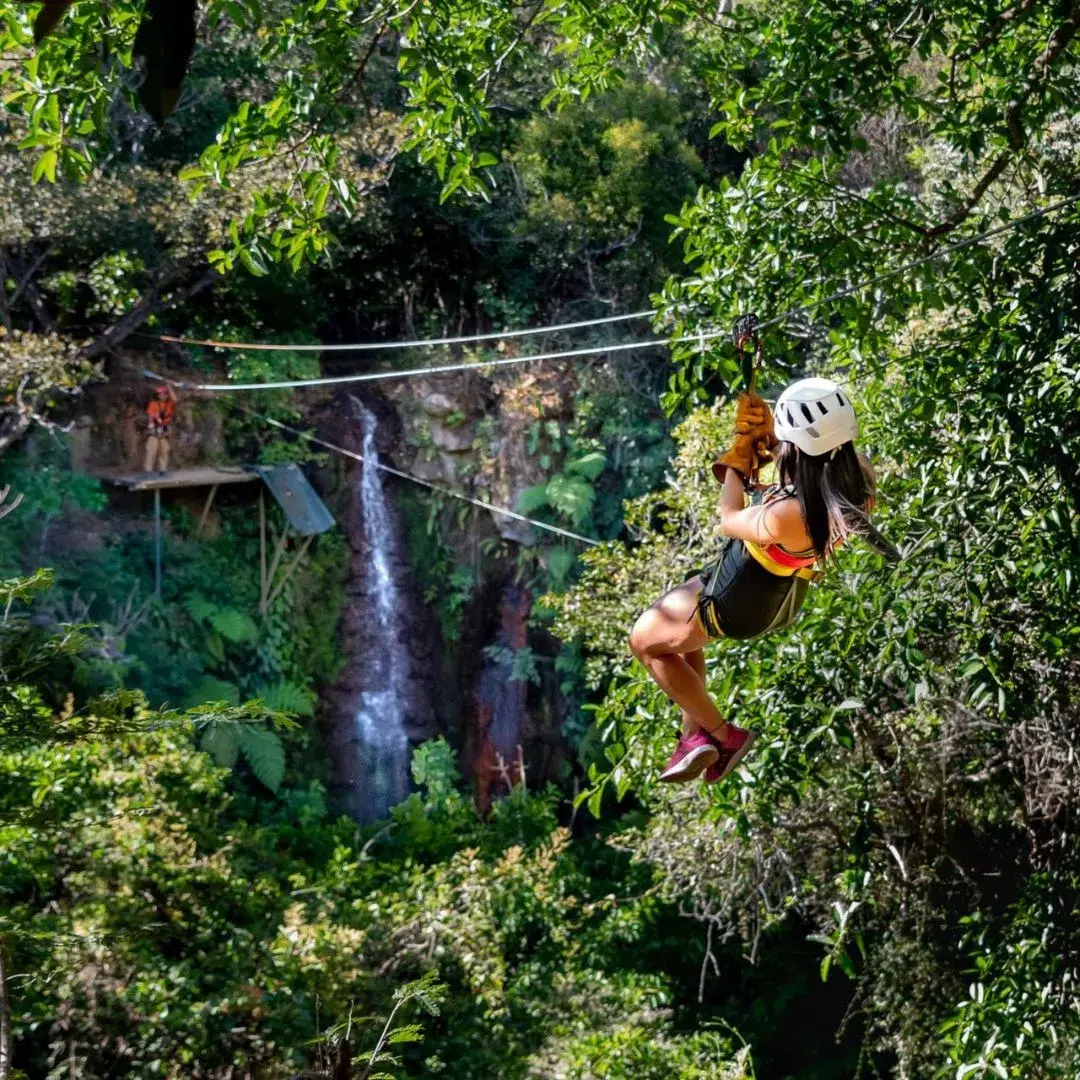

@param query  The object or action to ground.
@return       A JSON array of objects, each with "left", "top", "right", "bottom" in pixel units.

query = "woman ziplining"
[{"left": 628, "top": 319, "right": 900, "bottom": 785}]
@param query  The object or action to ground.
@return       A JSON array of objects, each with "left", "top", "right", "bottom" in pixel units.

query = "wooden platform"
[
  {"left": 96, "top": 467, "right": 258, "bottom": 491},
  {"left": 91, "top": 463, "right": 334, "bottom": 604}
]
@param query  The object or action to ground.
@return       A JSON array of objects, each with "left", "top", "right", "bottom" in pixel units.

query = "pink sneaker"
[
  {"left": 659, "top": 732, "right": 720, "bottom": 783},
  {"left": 703, "top": 725, "right": 758, "bottom": 783}
]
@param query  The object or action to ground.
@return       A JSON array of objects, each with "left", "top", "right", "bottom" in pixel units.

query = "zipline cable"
[
  {"left": 145, "top": 308, "right": 657, "bottom": 352},
  {"left": 137, "top": 371, "right": 601, "bottom": 546},
  {"left": 139, "top": 194, "right": 1080, "bottom": 541},
  {"left": 141, "top": 192, "right": 1080, "bottom": 393},
  {"left": 147, "top": 336, "right": 670, "bottom": 391},
  {"left": 140, "top": 188, "right": 1080, "bottom": 546}
]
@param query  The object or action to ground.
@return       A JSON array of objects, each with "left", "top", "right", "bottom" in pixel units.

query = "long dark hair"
[{"left": 775, "top": 441, "right": 901, "bottom": 562}]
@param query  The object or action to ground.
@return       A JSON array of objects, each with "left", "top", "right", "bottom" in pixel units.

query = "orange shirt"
[{"left": 146, "top": 398, "right": 176, "bottom": 435}]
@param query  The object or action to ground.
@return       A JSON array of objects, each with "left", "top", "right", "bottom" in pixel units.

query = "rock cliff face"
[
  {"left": 384, "top": 363, "right": 576, "bottom": 546},
  {"left": 322, "top": 366, "right": 578, "bottom": 817}
]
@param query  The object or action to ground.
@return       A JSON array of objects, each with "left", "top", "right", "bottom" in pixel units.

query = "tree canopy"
[{"left": 1, "top": 0, "right": 1079, "bottom": 1077}]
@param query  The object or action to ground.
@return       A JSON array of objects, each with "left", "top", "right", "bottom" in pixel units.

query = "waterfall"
[{"left": 351, "top": 401, "right": 411, "bottom": 819}]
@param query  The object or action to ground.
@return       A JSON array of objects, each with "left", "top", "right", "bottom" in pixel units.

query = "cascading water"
[{"left": 350, "top": 400, "right": 411, "bottom": 819}]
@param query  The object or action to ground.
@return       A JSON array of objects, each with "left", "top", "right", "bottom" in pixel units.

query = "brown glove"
[
  {"left": 713, "top": 433, "right": 760, "bottom": 482},
  {"left": 733, "top": 391, "right": 769, "bottom": 434},
  {"left": 712, "top": 393, "right": 780, "bottom": 482}
]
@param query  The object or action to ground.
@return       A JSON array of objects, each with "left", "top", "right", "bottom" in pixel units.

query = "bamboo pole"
[
  {"left": 195, "top": 483, "right": 219, "bottom": 539},
  {"left": 265, "top": 534, "right": 314, "bottom": 610},
  {"left": 260, "top": 529, "right": 290, "bottom": 614}
]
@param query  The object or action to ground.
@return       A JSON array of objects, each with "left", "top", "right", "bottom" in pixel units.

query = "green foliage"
[
  {"left": 257, "top": 679, "right": 318, "bottom": 718},
  {"left": 184, "top": 673, "right": 240, "bottom": 707},
  {"left": 508, "top": 79, "right": 705, "bottom": 287},
  {"left": 6, "top": 2, "right": 1080, "bottom": 1076},
  {"left": 549, "top": 1025, "right": 752, "bottom": 1080},
  {"left": 2, "top": 609, "right": 754, "bottom": 1080},
  {"left": 519, "top": 420, "right": 610, "bottom": 530},
  {"left": 199, "top": 719, "right": 287, "bottom": 792},
  {"left": 938, "top": 894, "right": 1080, "bottom": 1079},
  {"left": 209, "top": 605, "right": 259, "bottom": 644}
]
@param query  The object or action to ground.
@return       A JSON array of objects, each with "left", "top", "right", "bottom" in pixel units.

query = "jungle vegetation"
[{"left": 1, "top": 1, "right": 1079, "bottom": 1078}]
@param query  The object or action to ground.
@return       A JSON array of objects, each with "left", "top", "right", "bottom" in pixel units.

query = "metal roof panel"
[{"left": 254, "top": 464, "right": 335, "bottom": 536}]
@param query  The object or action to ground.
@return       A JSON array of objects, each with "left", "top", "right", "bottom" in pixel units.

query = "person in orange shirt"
[{"left": 143, "top": 383, "right": 177, "bottom": 474}]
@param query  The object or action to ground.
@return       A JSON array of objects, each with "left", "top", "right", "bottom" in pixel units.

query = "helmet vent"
[
  {"left": 800, "top": 403, "right": 815, "bottom": 423},
  {"left": 836, "top": 392, "right": 846, "bottom": 407},
  {"left": 805, "top": 425, "right": 820, "bottom": 438},
  {"left": 816, "top": 401, "right": 828, "bottom": 416}
]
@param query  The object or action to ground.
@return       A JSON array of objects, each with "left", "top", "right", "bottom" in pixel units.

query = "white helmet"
[{"left": 773, "top": 378, "right": 857, "bottom": 457}]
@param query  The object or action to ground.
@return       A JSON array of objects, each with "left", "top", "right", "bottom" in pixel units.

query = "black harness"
[{"left": 693, "top": 538, "right": 813, "bottom": 640}]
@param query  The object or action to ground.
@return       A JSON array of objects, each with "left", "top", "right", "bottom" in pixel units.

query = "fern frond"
[
  {"left": 238, "top": 725, "right": 285, "bottom": 792},
  {"left": 393, "top": 972, "right": 447, "bottom": 1016},
  {"left": 256, "top": 680, "right": 316, "bottom": 718},
  {"left": 199, "top": 723, "right": 240, "bottom": 769},
  {"left": 386, "top": 1024, "right": 424, "bottom": 1044},
  {"left": 545, "top": 474, "right": 595, "bottom": 526}
]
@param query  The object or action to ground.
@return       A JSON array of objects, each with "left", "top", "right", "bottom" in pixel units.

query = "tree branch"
[
  {"left": 80, "top": 266, "right": 220, "bottom": 360},
  {"left": 0, "top": 934, "right": 12, "bottom": 1080},
  {"left": 953, "top": 0, "right": 1042, "bottom": 64},
  {"left": 927, "top": 2, "right": 1080, "bottom": 239},
  {"left": 7, "top": 245, "right": 54, "bottom": 311},
  {"left": 925, "top": 152, "right": 1012, "bottom": 239}
]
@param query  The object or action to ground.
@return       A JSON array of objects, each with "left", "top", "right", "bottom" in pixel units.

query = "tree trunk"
[{"left": 0, "top": 934, "right": 13, "bottom": 1080}]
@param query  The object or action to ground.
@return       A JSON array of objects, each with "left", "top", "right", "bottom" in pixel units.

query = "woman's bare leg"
[
  {"left": 628, "top": 581, "right": 729, "bottom": 738},
  {"left": 682, "top": 648, "right": 707, "bottom": 738}
]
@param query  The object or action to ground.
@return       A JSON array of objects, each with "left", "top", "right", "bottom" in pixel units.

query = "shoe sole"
[
  {"left": 659, "top": 744, "right": 719, "bottom": 783},
  {"left": 710, "top": 730, "right": 759, "bottom": 783}
]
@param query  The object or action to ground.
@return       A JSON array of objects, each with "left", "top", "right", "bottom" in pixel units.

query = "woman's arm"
[{"left": 718, "top": 468, "right": 806, "bottom": 547}]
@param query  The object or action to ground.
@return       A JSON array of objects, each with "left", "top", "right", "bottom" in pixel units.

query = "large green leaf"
[
  {"left": 208, "top": 608, "right": 259, "bottom": 645},
  {"left": 199, "top": 723, "right": 241, "bottom": 769},
  {"left": 565, "top": 450, "right": 607, "bottom": 481},
  {"left": 256, "top": 681, "right": 316, "bottom": 718},
  {"left": 238, "top": 726, "right": 285, "bottom": 793}
]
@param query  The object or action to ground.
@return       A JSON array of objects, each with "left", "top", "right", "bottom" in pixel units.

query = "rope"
[
  {"left": 211, "top": 394, "right": 602, "bottom": 547},
  {"left": 145, "top": 336, "right": 672, "bottom": 391},
  {"left": 145, "top": 309, "right": 657, "bottom": 353},
  {"left": 140, "top": 193, "right": 1080, "bottom": 393}
]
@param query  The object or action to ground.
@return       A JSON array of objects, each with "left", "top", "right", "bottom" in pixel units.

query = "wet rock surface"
[{"left": 321, "top": 394, "right": 439, "bottom": 821}]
